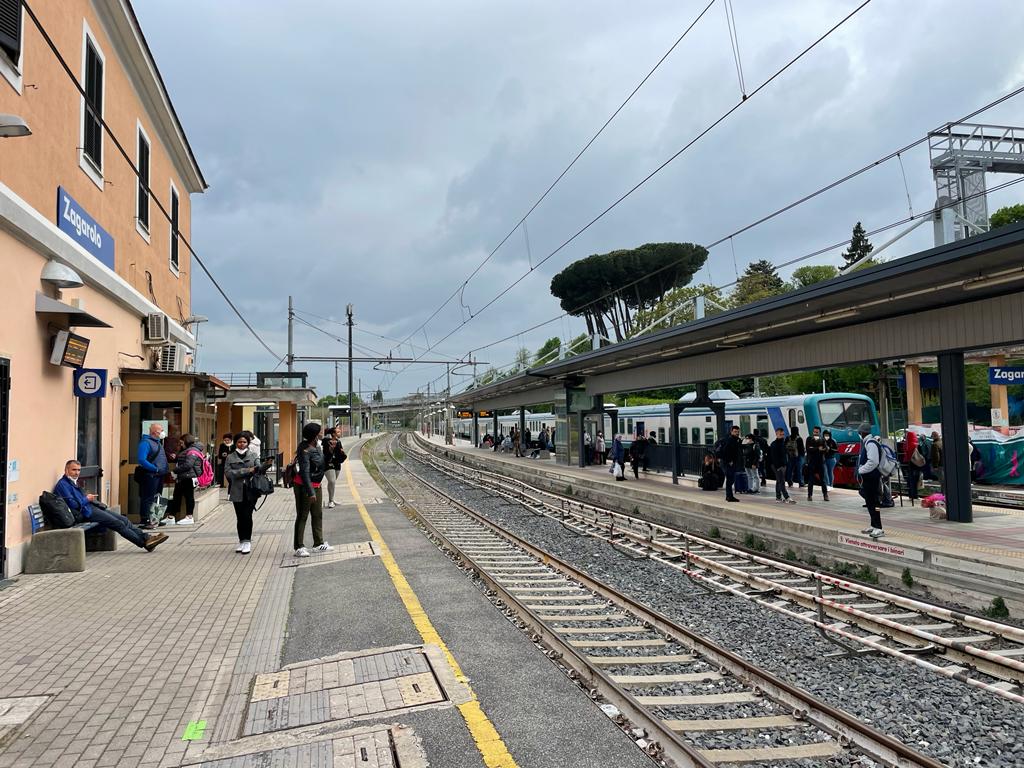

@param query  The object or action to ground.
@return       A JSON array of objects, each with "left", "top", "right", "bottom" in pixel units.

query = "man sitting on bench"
[{"left": 54, "top": 460, "right": 168, "bottom": 552}]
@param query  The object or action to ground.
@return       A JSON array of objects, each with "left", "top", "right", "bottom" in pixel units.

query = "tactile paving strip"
[
  {"left": 242, "top": 648, "right": 445, "bottom": 736},
  {"left": 279, "top": 541, "right": 379, "bottom": 568}
]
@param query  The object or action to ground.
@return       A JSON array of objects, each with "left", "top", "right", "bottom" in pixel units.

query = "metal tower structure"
[{"left": 929, "top": 122, "right": 1024, "bottom": 241}]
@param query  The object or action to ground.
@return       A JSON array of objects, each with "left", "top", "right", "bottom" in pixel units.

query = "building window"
[
  {"left": 76, "top": 397, "right": 102, "bottom": 497},
  {"left": 80, "top": 24, "right": 105, "bottom": 187},
  {"left": 0, "top": 0, "right": 23, "bottom": 92},
  {"left": 136, "top": 126, "right": 150, "bottom": 235},
  {"left": 169, "top": 183, "right": 179, "bottom": 273}
]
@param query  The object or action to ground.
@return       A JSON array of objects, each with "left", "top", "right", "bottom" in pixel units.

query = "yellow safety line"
[{"left": 344, "top": 461, "right": 519, "bottom": 768}]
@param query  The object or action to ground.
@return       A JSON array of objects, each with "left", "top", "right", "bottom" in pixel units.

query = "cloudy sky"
[{"left": 134, "top": 0, "right": 1024, "bottom": 400}]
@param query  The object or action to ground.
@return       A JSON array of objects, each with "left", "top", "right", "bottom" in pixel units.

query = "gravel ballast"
[{"left": 395, "top": 454, "right": 1024, "bottom": 768}]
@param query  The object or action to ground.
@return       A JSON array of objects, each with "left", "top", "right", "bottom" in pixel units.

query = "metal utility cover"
[{"left": 279, "top": 541, "right": 379, "bottom": 568}]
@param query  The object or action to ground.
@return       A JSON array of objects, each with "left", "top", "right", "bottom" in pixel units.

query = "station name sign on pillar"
[
  {"left": 989, "top": 366, "right": 1024, "bottom": 385},
  {"left": 56, "top": 187, "right": 115, "bottom": 270}
]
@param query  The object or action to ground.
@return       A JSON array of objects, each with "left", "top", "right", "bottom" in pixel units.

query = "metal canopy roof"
[{"left": 455, "top": 221, "right": 1024, "bottom": 407}]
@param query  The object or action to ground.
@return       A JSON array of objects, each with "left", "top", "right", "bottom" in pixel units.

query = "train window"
[
  {"left": 740, "top": 415, "right": 751, "bottom": 435},
  {"left": 658, "top": 428, "right": 665, "bottom": 443},
  {"left": 788, "top": 409, "right": 797, "bottom": 427},
  {"left": 756, "top": 416, "right": 770, "bottom": 437},
  {"left": 626, "top": 418, "right": 633, "bottom": 434},
  {"left": 818, "top": 399, "right": 871, "bottom": 430},
  {"left": 692, "top": 427, "right": 700, "bottom": 444},
  {"left": 618, "top": 418, "right": 625, "bottom": 434},
  {"left": 680, "top": 427, "right": 687, "bottom": 444},
  {"left": 705, "top": 416, "right": 712, "bottom": 423},
  {"left": 704, "top": 428, "right": 714, "bottom": 445},
  {"left": 797, "top": 410, "right": 805, "bottom": 424}
]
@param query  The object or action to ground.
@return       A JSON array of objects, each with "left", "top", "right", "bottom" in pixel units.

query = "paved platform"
[
  {"left": 421, "top": 434, "right": 1024, "bottom": 611},
  {"left": 0, "top": 437, "right": 656, "bottom": 768}
]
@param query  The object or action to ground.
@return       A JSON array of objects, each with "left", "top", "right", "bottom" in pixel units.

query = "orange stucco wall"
[
  {"left": 0, "top": 228, "right": 153, "bottom": 571},
  {"left": 0, "top": 0, "right": 194, "bottom": 323}
]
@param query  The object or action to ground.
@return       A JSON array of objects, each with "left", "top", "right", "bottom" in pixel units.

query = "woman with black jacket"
[
  {"left": 293, "top": 422, "right": 331, "bottom": 557},
  {"left": 163, "top": 434, "right": 203, "bottom": 525},
  {"left": 322, "top": 434, "right": 347, "bottom": 508}
]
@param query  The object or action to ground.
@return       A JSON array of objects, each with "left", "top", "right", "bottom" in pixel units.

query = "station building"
[{"left": 0, "top": 0, "right": 208, "bottom": 575}]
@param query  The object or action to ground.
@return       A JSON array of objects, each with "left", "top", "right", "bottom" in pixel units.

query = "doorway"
[{"left": 0, "top": 358, "right": 9, "bottom": 575}]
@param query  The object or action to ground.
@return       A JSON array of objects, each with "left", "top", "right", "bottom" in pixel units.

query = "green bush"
[
  {"left": 565, "top": 485, "right": 573, "bottom": 496},
  {"left": 901, "top": 568, "right": 914, "bottom": 589},
  {"left": 784, "top": 548, "right": 797, "bottom": 561},
  {"left": 985, "top": 596, "right": 1010, "bottom": 619},
  {"left": 743, "top": 533, "right": 768, "bottom": 552},
  {"left": 708, "top": 526, "right": 721, "bottom": 539}
]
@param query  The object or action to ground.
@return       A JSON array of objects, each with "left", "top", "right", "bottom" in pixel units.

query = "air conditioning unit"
[
  {"left": 144, "top": 312, "right": 170, "bottom": 344},
  {"left": 157, "top": 343, "right": 189, "bottom": 373}
]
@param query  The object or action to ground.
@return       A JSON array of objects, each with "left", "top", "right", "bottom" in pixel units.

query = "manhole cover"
[{"left": 243, "top": 648, "right": 446, "bottom": 736}]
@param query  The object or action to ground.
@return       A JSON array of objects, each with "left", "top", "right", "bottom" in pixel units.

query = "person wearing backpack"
[
  {"left": 741, "top": 434, "right": 761, "bottom": 494},
  {"left": 904, "top": 431, "right": 925, "bottom": 505},
  {"left": 857, "top": 425, "right": 885, "bottom": 538},
  {"left": 293, "top": 422, "right": 332, "bottom": 557},
  {"left": 162, "top": 434, "right": 205, "bottom": 525},
  {"left": 769, "top": 428, "right": 796, "bottom": 504}
]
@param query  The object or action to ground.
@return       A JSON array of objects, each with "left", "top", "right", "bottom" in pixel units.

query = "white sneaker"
[
  {"left": 235, "top": 541, "right": 245, "bottom": 553},
  {"left": 314, "top": 542, "right": 334, "bottom": 552},
  {"left": 861, "top": 527, "right": 874, "bottom": 534},
  {"left": 328, "top": 501, "right": 336, "bottom": 508},
  {"left": 295, "top": 547, "right": 311, "bottom": 558},
  {"left": 240, "top": 541, "right": 251, "bottom": 555},
  {"left": 869, "top": 528, "right": 885, "bottom": 539},
  {"left": 158, "top": 516, "right": 174, "bottom": 527},
  {"left": 177, "top": 516, "right": 194, "bottom": 525},
  {"left": 786, "top": 498, "right": 797, "bottom": 504}
]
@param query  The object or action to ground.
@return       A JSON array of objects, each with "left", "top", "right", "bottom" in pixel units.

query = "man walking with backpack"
[{"left": 858, "top": 425, "right": 893, "bottom": 539}]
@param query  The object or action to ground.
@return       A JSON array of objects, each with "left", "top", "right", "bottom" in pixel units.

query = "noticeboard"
[
  {"left": 455, "top": 410, "right": 473, "bottom": 419},
  {"left": 477, "top": 410, "right": 493, "bottom": 418},
  {"left": 49, "top": 330, "right": 90, "bottom": 368}
]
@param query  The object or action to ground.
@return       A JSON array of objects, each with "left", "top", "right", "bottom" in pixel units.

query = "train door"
[{"left": 635, "top": 420, "right": 645, "bottom": 438}]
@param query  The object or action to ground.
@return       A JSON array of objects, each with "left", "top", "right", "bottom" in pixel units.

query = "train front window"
[
  {"left": 692, "top": 427, "right": 700, "bottom": 444},
  {"left": 818, "top": 399, "right": 872, "bottom": 430}
]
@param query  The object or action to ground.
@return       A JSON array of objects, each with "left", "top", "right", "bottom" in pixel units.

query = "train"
[{"left": 454, "top": 391, "right": 880, "bottom": 486}]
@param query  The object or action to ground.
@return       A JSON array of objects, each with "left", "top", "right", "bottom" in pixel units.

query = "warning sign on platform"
[{"left": 837, "top": 533, "right": 924, "bottom": 562}]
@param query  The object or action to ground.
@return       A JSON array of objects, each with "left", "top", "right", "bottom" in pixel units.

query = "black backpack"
[
  {"left": 712, "top": 437, "right": 729, "bottom": 460},
  {"left": 39, "top": 491, "right": 77, "bottom": 528}
]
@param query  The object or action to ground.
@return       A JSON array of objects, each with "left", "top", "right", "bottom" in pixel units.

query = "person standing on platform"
[
  {"left": 822, "top": 429, "right": 838, "bottom": 488},
  {"left": 611, "top": 434, "right": 626, "bottom": 481},
  {"left": 293, "top": 422, "right": 332, "bottom": 557},
  {"left": 225, "top": 432, "right": 261, "bottom": 554},
  {"left": 215, "top": 433, "right": 233, "bottom": 488},
  {"left": 770, "top": 428, "right": 795, "bottom": 503},
  {"left": 322, "top": 435, "right": 347, "bottom": 508},
  {"left": 163, "top": 434, "right": 203, "bottom": 525},
  {"left": 753, "top": 429, "right": 769, "bottom": 488},
  {"left": 804, "top": 426, "right": 830, "bottom": 501},
  {"left": 858, "top": 425, "right": 885, "bottom": 538},
  {"left": 720, "top": 425, "right": 742, "bottom": 502},
  {"left": 903, "top": 430, "right": 924, "bottom": 505},
  {"left": 785, "top": 426, "right": 805, "bottom": 488},
  {"left": 595, "top": 432, "right": 606, "bottom": 465},
  {"left": 741, "top": 434, "right": 761, "bottom": 494},
  {"left": 630, "top": 432, "right": 648, "bottom": 478},
  {"left": 930, "top": 431, "right": 944, "bottom": 485},
  {"left": 136, "top": 422, "right": 168, "bottom": 529}
]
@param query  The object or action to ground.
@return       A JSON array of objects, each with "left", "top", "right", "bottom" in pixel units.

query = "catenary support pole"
[
  {"left": 938, "top": 351, "right": 972, "bottom": 522},
  {"left": 670, "top": 403, "right": 680, "bottom": 485},
  {"left": 287, "top": 295, "right": 294, "bottom": 372},
  {"left": 346, "top": 304, "right": 354, "bottom": 434}
]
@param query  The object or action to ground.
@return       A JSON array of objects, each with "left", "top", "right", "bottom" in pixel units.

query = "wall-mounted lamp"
[
  {"left": 41, "top": 260, "right": 84, "bottom": 289},
  {"left": 0, "top": 114, "right": 31, "bottom": 138}
]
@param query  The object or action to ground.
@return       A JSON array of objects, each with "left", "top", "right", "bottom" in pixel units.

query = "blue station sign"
[
  {"left": 989, "top": 366, "right": 1024, "bottom": 385},
  {"left": 73, "top": 368, "right": 107, "bottom": 398},
  {"left": 56, "top": 186, "right": 115, "bottom": 270}
]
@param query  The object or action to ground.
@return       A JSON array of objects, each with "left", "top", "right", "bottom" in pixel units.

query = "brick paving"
[{"left": 0, "top": 491, "right": 299, "bottom": 768}]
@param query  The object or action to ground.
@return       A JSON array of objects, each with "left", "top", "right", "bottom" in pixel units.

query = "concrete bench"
[{"left": 24, "top": 504, "right": 118, "bottom": 574}]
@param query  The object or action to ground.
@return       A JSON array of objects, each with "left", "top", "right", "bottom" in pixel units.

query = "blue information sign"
[
  {"left": 73, "top": 368, "right": 107, "bottom": 398},
  {"left": 56, "top": 186, "right": 115, "bottom": 270},
  {"left": 989, "top": 366, "right": 1024, "bottom": 385}
]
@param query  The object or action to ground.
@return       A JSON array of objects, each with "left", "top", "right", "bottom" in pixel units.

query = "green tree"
[
  {"left": 990, "top": 203, "right": 1024, "bottom": 229},
  {"left": 513, "top": 347, "right": 530, "bottom": 371},
  {"left": 533, "top": 337, "right": 561, "bottom": 365},
  {"left": 317, "top": 393, "right": 361, "bottom": 407},
  {"left": 730, "top": 259, "right": 787, "bottom": 307},
  {"left": 550, "top": 242, "right": 708, "bottom": 341},
  {"left": 631, "top": 284, "right": 726, "bottom": 335},
  {"left": 372, "top": 388, "right": 384, "bottom": 403},
  {"left": 564, "top": 333, "right": 591, "bottom": 358},
  {"left": 841, "top": 222, "right": 873, "bottom": 268},
  {"left": 790, "top": 264, "right": 838, "bottom": 289}
]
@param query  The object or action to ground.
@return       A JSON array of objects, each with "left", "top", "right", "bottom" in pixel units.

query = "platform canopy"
[{"left": 455, "top": 220, "right": 1024, "bottom": 407}]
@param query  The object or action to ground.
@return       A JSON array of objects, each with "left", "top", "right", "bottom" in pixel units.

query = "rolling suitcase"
[{"left": 734, "top": 470, "right": 749, "bottom": 493}]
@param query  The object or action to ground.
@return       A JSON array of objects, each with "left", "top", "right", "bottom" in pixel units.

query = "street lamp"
[
  {"left": 184, "top": 315, "right": 208, "bottom": 371},
  {"left": 0, "top": 114, "right": 31, "bottom": 138}
]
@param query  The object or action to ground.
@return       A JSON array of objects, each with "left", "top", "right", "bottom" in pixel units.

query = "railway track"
[
  {"left": 407, "top": 434, "right": 1024, "bottom": 705},
  {"left": 370, "top": 434, "right": 948, "bottom": 768}
]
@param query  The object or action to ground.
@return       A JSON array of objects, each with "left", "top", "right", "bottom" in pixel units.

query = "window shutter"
[{"left": 0, "top": 0, "right": 21, "bottom": 64}]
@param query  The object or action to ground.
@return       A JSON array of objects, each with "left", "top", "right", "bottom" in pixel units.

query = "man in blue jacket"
[
  {"left": 55, "top": 461, "right": 167, "bottom": 551},
  {"left": 137, "top": 422, "right": 169, "bottom": 529}
]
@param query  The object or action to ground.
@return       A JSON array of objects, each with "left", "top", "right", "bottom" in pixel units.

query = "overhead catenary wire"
[
  {"left": 458, "top": 173, "right": 1024, "bottom": 375},
  {"left": 397, "top": 0, "right": 875, "bottom": 371},
  {"left": 21, "top": 1, "right": 285, "bottom": 363},
  {"left": 391, "top": 0, "right": 718, "bottom": 353}
]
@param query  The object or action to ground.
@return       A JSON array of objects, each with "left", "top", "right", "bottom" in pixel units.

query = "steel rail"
[
  {"left": 379, "top": 435, "right": 949, "bottom": 768},
  {"left": 410, "top": 436, "right": 1024, "bottom": 700}
]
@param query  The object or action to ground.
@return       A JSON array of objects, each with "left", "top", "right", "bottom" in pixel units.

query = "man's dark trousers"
[
  {"left": 89, "top": 508, "right": 148, "bottom": 548},
  {"left": 138, "top": 472, "right": 162, "bottom": 524},
  {"left": 725, "top": 463, "right": 738, "bottom": 500},
  {"left": 862, "top": 469, "right": 882, "bottom": 529}
]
